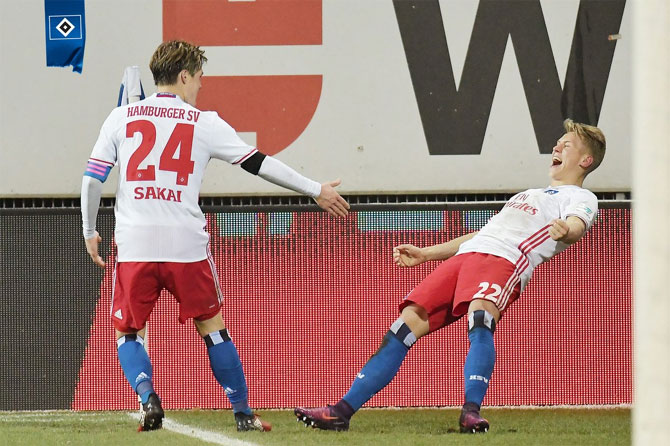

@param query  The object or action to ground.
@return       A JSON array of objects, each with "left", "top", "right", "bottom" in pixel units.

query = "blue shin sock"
[
  {"left": 204, "top": 329, "right": 252, "bottom": 415},
  {"left": 117, "top": 334, "right": 155, "bottom": 404},
  {"left": 341, "top": 319, "right": 416, "bottom": 413},
  {"left": 463, "top": 311, "right": 496, "bottom": 407}
]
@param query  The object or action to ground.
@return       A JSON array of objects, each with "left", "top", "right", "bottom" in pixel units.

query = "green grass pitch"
[{"left": 0, "top": 407, "right": 630, "bottom": 446}]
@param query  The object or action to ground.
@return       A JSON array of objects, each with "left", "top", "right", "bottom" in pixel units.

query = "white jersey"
[
  {"left": 86, "top": 93, "right": 257, "bottom": 262},
  {"left": 457, "top": 185, "right": 598, "bottom": 291}
]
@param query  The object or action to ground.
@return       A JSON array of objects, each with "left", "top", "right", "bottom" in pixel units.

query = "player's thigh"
[
  {"left": 161, "top": 259, "right": 223, "bottom": 325},
  {"left": 398, "top": 255, "right": 464, "bottom": 333},
  {"left": 112, "top": 261, "right": 162, "bottom": 332},
  {"left": 453, "top": 253, "right": 520, "bottom": 318}
]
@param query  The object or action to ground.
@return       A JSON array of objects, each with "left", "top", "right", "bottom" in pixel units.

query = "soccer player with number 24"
[
  {"left": 81, "top": 40, "right": 349, "bottom": 433},
  {"left": 296, "top": 120, "right": 605, "bottom": 433}
]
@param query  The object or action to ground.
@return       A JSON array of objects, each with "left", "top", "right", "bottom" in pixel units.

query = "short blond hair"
[
  {"left": 150, "top": 40, "right": 207, "bottom": 86},
  {"left": 563, "top": 119, "right": 606, "bottom": 174}
]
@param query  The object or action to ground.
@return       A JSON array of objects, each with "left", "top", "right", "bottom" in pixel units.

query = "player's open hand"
[
  {"left": 85, "top": 232, "right": 106, "bottom": 268},
  {"left": 548, "top": 218, "right": 570, "bottom": 242},
  {"left": 315, "top": 179, "right": 350, "bottom": 218},
  {"left": 393, "top": 244, "right": 426, "bottom": 267}
]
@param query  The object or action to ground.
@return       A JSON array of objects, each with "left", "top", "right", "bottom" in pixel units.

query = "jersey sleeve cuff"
[{"left": 83, "top": 227, "right": 97, "bottom": 239}]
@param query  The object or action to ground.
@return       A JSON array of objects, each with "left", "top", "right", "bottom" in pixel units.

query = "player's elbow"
[
  {"left": 565, "top": 228, "right": 586, "bottom": 245},
  {"left": 564, "top": 217, "right": 587, "bottom": 244},
  {"left": 82, "top": 174, "right": 103, "bottom": 189},
  {"left": 240, "top": 152, "right": 267, "bottom": 175}
]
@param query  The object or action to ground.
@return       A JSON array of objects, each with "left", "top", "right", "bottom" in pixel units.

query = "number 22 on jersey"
[
  {"left": 472, "top": 282, "right": 502, "bottom": 304},
  {"left": 126, "top": 120, "right": 195, "bottom": 185}
]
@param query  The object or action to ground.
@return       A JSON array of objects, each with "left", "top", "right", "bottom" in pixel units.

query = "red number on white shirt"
[
  {"left": 159, "top": 123, "right": 195, "bottom": 186},
  {"left": 126, "top": 120, "right": 156, "bottom": 181},
  {"left": 473, "top": 282, "right": 503, "bottom": 303},
  {"left": 126, "top": 120, "right": 195, "bottom": 185}
]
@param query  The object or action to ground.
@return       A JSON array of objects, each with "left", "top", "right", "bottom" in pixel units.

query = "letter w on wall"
[
  {"left": 163, "top": 0, "right": 322, "bottom": 155},
  {"left": 393, "top": 0, "right": 626, "bottom": 155}
]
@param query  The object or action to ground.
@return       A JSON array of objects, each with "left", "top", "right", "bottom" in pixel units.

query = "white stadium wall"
[{"left": 0, "top": 0, "right": 631, "bottom": 197}]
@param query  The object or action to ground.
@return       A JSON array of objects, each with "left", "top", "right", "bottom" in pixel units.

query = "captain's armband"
[{"left": 84, "top": 159, "right": 114, "bottom": 182}]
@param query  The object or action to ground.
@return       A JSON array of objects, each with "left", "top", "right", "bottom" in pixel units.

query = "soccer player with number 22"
[
  {"left": 296, "top": 120, "right": 605, "bottom": 434},
  {"left": 80, "top": 40, "right": 349, "bottom": 432}
]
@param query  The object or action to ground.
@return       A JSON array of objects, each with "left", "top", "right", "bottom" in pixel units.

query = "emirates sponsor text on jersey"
[
  {"left": 127, "top": 105, "right": 200, "bottom": 122},
  {"left": 503, "top": 193, "right": 538, "bottom": 215}
]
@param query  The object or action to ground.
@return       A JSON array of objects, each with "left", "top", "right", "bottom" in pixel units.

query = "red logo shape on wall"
[{"left": 162, "top": 0, "right": 323, "bottom": 155}]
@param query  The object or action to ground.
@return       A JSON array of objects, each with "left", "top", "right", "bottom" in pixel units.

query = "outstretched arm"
[
  {"left": 240, "top": 152, "right": 350, "bottom": 217},
  {"left": 393, "top": 232, "right": 478, "bottom": 267},
  {"left": 81, "top": 175, "right": 106, "bottom": 268},
  {"left": 313, "top": 178, "right": 350, "bottom": 218}
]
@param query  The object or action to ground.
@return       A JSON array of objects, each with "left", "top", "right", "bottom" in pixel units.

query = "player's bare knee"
[
  {"left": 467, "top": 299, "right": 500, "bottom": 323},
  {"left": 193, "top": 313, "right": 226, "bottom": 337},
  {"left": 400, "top": 304, "right": 430, "bottom": 339},
  {"left": 115, "top": 327, "right": 144, "bottom": 340}
]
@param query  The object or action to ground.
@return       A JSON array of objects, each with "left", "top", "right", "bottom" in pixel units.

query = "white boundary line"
[
  {"left": 126, "top": 413, "right": 260, "bottom": 446},
  {"left": 365, "top": 404, "right": 632, "bottom": 410},
  {"left": 486, "top": 404, "right": 632, "bottom": 410},
  {"left": 0, "top": 412, "right": 122, "bottom": 422}
]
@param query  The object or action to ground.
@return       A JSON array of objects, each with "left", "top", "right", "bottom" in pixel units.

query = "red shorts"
[
  {"left": 399, "top": 252, "right": 521, "bottom": 333},
  {"left": 110, "top": 258, "right": 223, "bottom": 332}
]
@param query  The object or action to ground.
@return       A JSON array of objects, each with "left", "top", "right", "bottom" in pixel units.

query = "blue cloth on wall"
[{"left": 44, "top": 0, "right": 86, "bottom": 73}]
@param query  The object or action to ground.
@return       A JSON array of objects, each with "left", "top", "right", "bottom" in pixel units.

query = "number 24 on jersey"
[{"left": 126, "top": 120, "right": 195, "bottom": 186}]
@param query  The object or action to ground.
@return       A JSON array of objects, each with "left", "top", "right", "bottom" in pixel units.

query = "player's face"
[
  {"left": 549, "top": 132, "right": 593, "bottom": 185},
  {"left": 183, "top": 69, "right": 203, "bottom": 107}
]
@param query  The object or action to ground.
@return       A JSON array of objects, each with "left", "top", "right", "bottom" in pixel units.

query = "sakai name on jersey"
[
  {"left": 134, "top": 186, "right": 182, "bottom": 202},
  {"left": 127, "top": 105, "right": 200, "bottom": 122}
]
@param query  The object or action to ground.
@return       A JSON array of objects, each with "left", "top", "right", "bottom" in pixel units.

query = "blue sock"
[
  {"left": 117, "top": 334, "right": 155, "bottom": 404},
  {"left": 341, "top": 319, "right": 416, "bottom": 412},
  {"left": 204, "top": 329, "right": 252, "bottom": 415},
  {"left": 463, "top": 311, "right": 496, "bottom": 407}
]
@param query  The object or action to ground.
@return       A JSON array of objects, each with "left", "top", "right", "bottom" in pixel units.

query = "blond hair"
[
  {"left": 149, "top": 40, "right": 207, "bottom": 86},
  {"left": 563, "top": 119, "right": 606, "bottom": 174}
]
